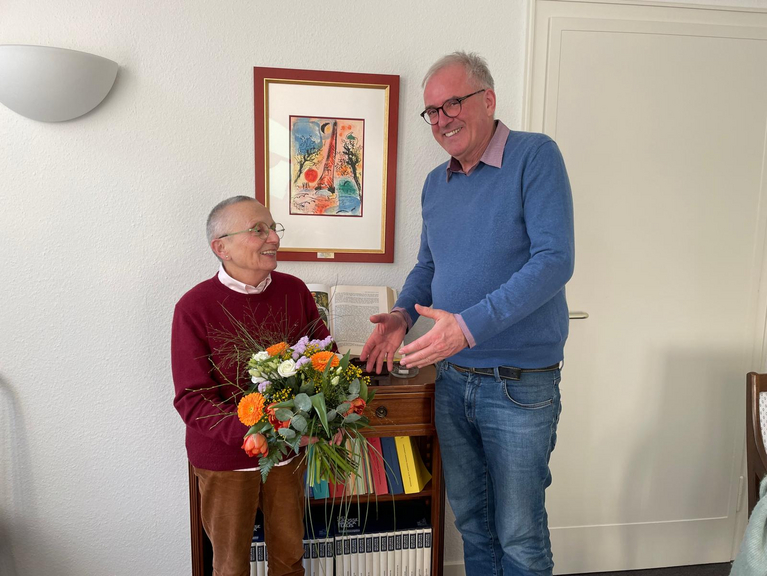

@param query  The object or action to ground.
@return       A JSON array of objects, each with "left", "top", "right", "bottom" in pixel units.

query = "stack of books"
[
  {"left": 302, "top": 504, "right": 433, "bottom": 576},
  {"left": 307, "top": 436, "right": 432, "bottom": 499}
]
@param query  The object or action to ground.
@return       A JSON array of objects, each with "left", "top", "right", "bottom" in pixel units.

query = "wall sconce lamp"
[{"left": 0, "top": 45, "right": 118, "bottom": 122}]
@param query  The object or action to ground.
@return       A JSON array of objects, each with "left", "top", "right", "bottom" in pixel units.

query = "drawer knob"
[{"left": 375, "top": 406, "right": 388, "bottom": 418}]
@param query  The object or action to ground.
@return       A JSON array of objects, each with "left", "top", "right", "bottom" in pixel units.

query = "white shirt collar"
[{"left": 217, "top": 264, "right": 272, "bottom": 295}]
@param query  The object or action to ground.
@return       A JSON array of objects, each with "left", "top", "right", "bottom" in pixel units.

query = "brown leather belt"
[{"left": 449, "top": 363, "right": 560, "bottom": 380}]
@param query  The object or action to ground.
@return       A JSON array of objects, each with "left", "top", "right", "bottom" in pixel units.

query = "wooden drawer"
[{"left": 363, "top": 389, "right": 435, "bottom": 435}]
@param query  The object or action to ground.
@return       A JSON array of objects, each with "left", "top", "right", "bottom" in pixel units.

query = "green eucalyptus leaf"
[
  {"left": 299, "top": 380, "right": 315, "bottom": 394},
  {"left": 343, "top": 413, "right": 362, "bottom": 424},
  {"left": 294, "top": 393, "right": 312, "bottom": 412},
  {"left": 291, "top": 414, "right": 308, "bottom": 432},
  {"left": 310, "top": 392, "right": 330, "bottom": 436},
  {"left": 349, "top": 379, "right": 360, "bottom": 395},
  {"left": 278, "top": 427, "right": 296, "bottom": 439},
  {"left": 326, "top": 409, "right": 338, "bottom": 421},
  {"left": 275, "top": 408, "right": 294, "bottom": 422},
  {"left": 346, "top": 392, "right": 359, "bottom": 401},
  {"left": 337, "top": 402, "right": 351, "bottom": 415},
  {"left": 271, "top": 398, "right": 295, "bottom": 409}
]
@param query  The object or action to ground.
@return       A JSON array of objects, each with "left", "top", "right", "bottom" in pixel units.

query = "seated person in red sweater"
[{"left": 172, "top": 196, "right": 330, "bottom": 576}]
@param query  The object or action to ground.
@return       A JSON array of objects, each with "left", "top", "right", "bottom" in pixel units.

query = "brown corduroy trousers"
[{"left": 193, "top": 458, "right": 306, "bottom": 576}]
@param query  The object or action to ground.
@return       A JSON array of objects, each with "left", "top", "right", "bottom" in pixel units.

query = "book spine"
[
  {"left": 423, "top": 529, "right": 432, "bottom": 576},
  {"left": 350, "top": 534, "right": 358, "bottom": 576},
  {"left": 394, "top": 532, "right": 402, "bottom": 576},
  {"left": 407, "top": 531, "right": 417, "bottom": 576},
  {"left": 325, "top": 538, "right": 334, "bottom": 576},
  {"left": 416, "top": 529, "right": 424, "bottom": 576},
  {"left": 395, "top": 436, "right": 419, "bottom": 494},
  {"left": 335, "top": 537, "right": 344, "bottom": 576}
]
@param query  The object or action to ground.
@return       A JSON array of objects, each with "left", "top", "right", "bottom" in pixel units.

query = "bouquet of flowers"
[{"left": 235, "top": 335, "right": 375, "bottom": 485}]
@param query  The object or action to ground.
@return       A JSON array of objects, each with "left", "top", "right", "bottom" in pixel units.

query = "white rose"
[
  {"left": 253, "top": 351, "right": 270, "bottom": 362},
  {"left": 251, "top": 375, "right": 266, "bottom": 384},
  {"left": 277, "top": 359, "right": 297, "bottom": 378}
]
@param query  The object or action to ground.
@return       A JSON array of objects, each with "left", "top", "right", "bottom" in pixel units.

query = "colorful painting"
[{"left": 289, "top": 116, "right": 364, "bottom": 216}]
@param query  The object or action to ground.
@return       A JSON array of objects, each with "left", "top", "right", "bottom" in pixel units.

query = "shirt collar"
[
  {"left": 446, "top": 120, "right": 511, "bottom": 181},
  {"left": 217, "top": 264, "right": 272, "bottom": 295}
]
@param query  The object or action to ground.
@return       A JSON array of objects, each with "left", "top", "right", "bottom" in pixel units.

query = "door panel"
[{"left": 528, "top": 2, "right": 767, "bottom": 571}]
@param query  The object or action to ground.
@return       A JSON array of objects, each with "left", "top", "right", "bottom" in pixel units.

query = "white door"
[{"left": 527, "top": 1, "right": 767, "bottom": 572}]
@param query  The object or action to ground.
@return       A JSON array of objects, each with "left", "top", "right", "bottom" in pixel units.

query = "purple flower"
[
  {"left": 295, "top": 356, "right": 311, "bottom": 369},
  {"left": 258, "top": 381, "right": 271, "bottom": 393},
  {"left": 292, "top": 336, "right": 309, "bottom": 357}
]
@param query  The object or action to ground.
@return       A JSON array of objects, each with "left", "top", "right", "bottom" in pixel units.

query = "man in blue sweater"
[{"left": 361, "top": 52, "right": 574, "bottom": 575}]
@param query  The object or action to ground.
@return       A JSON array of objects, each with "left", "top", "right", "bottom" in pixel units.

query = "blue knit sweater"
[{"left": 395, "top": 130, "right": 574, "bottom": 368}]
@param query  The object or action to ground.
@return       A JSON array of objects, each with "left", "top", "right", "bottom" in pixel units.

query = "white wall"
[
  {"left": 0, "top": 1, "right": 527, "bottom": 574},
  {"left": 3, "top": 1, "right": 766, "bottom": 575}
]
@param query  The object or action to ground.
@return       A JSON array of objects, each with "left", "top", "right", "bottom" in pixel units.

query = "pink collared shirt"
[
  {"left": 446, "top": 120, "right": 510, "bottom": 180},
  {"left": 217, "top": 264, "right": 272, "bottom": 294},
  {"left": 395, "top": 120, "right": 512, "bottom": 350}
]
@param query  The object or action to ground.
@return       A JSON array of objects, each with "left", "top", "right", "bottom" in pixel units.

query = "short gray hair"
[
  {"left": 206, "top": 195, "right": 258, "bottom": 244},
  {"left": 422, "top": 51, "right": 495, "bottom": 91}
]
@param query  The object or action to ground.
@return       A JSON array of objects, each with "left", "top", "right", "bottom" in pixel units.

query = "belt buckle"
[{"left": 498, "top": 366, "right": 521, "bottom": 380}]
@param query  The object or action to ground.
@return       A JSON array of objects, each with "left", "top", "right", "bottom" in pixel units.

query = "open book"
[{"left": 306, "top": 284, "right": 397, "bottom": 357}]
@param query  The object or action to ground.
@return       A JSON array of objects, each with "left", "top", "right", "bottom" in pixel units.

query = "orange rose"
[
  {"left": 242, "top": 433, "right": 268, "bottom": 458},
  {"left": 266, "top": 342, "right": 289, "bottom": 357},
  {"left": 267, "top": 403, "right": 290, "bottom": 431},
  {"left": 345, "top": 397, "right": 366, "bottom": 417}
]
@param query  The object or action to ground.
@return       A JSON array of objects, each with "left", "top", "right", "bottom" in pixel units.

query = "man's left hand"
[{"left": 399, "top": 304, "right": 468, "bottom": 368}]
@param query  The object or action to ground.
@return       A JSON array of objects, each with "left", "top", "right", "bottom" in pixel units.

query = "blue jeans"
[{"left": 434, "top": 361, "right": 562, "bottom": 576}]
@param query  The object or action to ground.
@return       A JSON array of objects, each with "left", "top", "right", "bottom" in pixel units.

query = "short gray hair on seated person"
[
  {"left": 206, "top": 195, "right": 258, "bottom": 245},
  {"left": 422, "top": 51, "right": 495, "bottom": 91}
]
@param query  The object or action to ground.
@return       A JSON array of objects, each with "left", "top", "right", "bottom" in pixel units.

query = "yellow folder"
[{"left": 394, "top": 436, "right": 432, "bottom": 494}]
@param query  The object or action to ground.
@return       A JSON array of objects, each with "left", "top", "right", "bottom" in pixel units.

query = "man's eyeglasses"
[
  {"left": 420, "top": 89, "right": 486, "bottom": 125},
  {"left": 218, "top": 222, "right": 285, "bottom": 240}
]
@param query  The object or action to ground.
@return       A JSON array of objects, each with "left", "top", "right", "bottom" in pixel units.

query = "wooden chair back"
[{"left": 746, "top": 372, "right": 767, "bottom": 515}]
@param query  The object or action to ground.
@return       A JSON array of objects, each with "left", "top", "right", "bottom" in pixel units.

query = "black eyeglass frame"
[{"left": 420, "top": 89, "right": 486, "bottom": 125}]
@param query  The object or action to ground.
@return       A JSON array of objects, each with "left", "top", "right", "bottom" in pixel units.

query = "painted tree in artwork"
[
  {"left": 342, "top": 133, "right": 362, "bottom": 193},
  {"left": 293, "top": 135, "right": 322, "bottom": 184}
]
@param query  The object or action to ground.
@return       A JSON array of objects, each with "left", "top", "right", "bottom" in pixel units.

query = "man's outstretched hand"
[{"left": 359, "top": 311, "right": 408, "bottom": 374}]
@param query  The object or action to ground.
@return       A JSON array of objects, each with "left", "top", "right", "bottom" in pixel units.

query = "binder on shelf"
[
  {"left": 371, "top": 532, "right": 381, "bottom": 576},
  {"left": 423, "top": 528, "right": 432, "bottom": 576},
  {"left": 310, "top": 539, "right": 319, "bottom": 576},
  {"left": 401, "top": 528, "right": 411, "bottom": 576},
  {"left": 395, "top": 437, "right": 432, "bottom": 494},
  {"left": 302, "top": 537, "right": 311, "bottom": 576},
  {"left": 386, "top": 533, "right": 395, "bottom": 576},
  {"left": 367, "top": 437, "right": 389, "bottom": 496},
  {"left": 251, "top": 517, "right": 265, "bottom": 576},
  {"left": 365, "top": 534, "right": 374, "bottom": 576},
  {"left": 380, "top": 437, "right": 404, "bottom": 495},
  {"left": 379, "top": 532, "right": 388, "bottom": 576},
  {"left": 312, "top": 478, "right": 330, "bottom": 499},
  {"left": 350, "top": 534, "right": 358, "bottom": 576},
  {"left": 324, "top": 538, "right": 334, "bottom": 576},
  {"left": 335, "top": 537, "right": 344, "bottom": 576},
  {"left": 394, "top": 532, "right": 403, "bottom": 576},
  {"left": 407, "top": 529, "right": 417, "bottom": 576}
]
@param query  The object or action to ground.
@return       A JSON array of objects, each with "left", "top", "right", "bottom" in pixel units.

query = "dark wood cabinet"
[{"left": 188, "top": 365, "right": 445, "bottom": 576}]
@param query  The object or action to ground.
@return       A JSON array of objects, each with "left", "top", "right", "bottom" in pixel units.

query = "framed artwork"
[{"left": 254, "top": 67, "right": 399, "bottom": 262}]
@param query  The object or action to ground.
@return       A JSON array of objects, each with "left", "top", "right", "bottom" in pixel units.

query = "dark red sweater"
[{"left": 171, "top": 272, "right": 331, "bottom": 471}]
